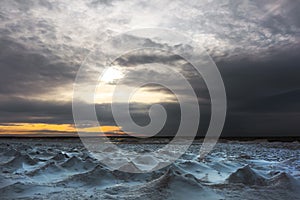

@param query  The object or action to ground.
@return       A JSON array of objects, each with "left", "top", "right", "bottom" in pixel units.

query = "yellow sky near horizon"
[{"left": 0, "top": 123, "right": 122, "bottom": 136}]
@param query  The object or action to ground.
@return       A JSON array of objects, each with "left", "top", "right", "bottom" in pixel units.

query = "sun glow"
[
  {"left": 101, "top": 67, "right": 124, "bottom": 84},
  {"left": 95, "top": 66, "right": 175, "bottom": 104}
]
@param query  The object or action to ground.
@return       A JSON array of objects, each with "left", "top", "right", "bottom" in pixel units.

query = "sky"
[{"left": 0, "top": 0, "right": 299, "bottom": 137}]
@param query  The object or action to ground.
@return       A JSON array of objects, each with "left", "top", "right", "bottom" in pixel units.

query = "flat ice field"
[{"left": 0, "top": 138, "right": 299, "bottom": 200}]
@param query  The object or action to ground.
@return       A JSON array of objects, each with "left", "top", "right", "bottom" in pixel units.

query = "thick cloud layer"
[{"left": 0, "top": 0, "right": 299, "bottom": 137}]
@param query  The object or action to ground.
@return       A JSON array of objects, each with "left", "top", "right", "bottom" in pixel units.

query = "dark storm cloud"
[
  {"left": 216, "top": 51, "right": 300, "bottom": 137},
  {"left": 242, "top": 89, "right": 300, "bottom": 113},
  {"left": 0, "top": 97, "right": 73, "bottom": 124},
  {"left": 216, "top": 51, "right": 300, "bottom": 109},
  {"left": 95, "top": 102, "right": 207, "bottom": 137},
  {"left": 0, "top": 37, "right": 78, "bottom": 96}
]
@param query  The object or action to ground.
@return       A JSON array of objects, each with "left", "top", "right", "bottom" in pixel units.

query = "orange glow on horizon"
[{"left": 0, "top": 123, "right": 122, "bottom": 136}]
